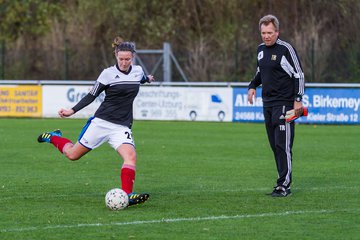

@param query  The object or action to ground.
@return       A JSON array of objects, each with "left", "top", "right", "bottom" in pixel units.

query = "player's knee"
[
  {"left": 64, "top": 151, "right": 81, "bottom": 161},
  {"left": 68, "top": 155, "right": 81, "bottom": 161}
]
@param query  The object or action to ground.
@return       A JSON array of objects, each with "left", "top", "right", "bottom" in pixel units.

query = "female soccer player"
[{"left": 38, "top": 37, "right": 154, "bottom": 206}]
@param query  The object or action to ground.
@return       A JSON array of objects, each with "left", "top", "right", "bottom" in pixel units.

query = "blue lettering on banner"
[
  {"left": 233, "top": 88, "right": 264, "bottom": 122},
  {"left": 67, "top": 88, "right": 104, "bottom": 103},
  {"left": 232, "top": 87, "right": 360, "bottom": 124}
]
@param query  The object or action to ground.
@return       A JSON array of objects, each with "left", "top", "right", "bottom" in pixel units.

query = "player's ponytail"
[{"left": 112, "top": 36, "right": 124, "bottom": 49}]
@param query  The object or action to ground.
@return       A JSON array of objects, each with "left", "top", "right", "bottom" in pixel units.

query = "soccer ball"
[{"left": 105, "top": 188, "right": 129, "bottom": 210}]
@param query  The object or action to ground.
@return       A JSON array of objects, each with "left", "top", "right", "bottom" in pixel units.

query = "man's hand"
[
  {"left": 285, "top": 105, "right": 308, "bottom": 123},
  {"left": 248, "top": 89, "right": 256, "bottom": 104},
  {"left": 293, "top": 101, "right": 303, "bottom": 117}
]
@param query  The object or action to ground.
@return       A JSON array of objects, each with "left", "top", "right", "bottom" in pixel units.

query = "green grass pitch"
[{"left": 0, "top": 118, "right": 359, "bottom": 239}]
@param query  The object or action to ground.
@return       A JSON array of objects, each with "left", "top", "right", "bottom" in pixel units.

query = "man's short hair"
[{"left": 259, "top": 15, "right": 279, "bottom": 31}]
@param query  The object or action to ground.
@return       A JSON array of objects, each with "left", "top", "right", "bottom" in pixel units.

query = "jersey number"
[{"left": 125, "top": 131, "right": 132, "bottom": 140}]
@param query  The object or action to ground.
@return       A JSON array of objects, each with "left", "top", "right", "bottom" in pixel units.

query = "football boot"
[
  {"left": 37, "top": 129, "right": 62, "bottom": 143},
  {"left": 128, "top": 192, "right": 150, "bottom": 206}
]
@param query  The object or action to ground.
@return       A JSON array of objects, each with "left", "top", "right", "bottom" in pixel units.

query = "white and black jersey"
[
  {"left": 249, "top": 38, "right": 305, "bottom": 107},
  {"left": 72, "top": 64, "right": 149, "bottom": 127}
]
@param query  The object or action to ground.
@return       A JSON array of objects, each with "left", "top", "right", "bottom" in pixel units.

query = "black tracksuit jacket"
[{"left": 248, "top": 38, "right": 305, "bottom": 106}]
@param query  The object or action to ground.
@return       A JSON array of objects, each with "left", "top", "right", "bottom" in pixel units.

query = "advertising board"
[
  {"left": 232, "top": 87, "right": 360, "bottom": 124},
  {"left": 134, "top": 87, "right": 233, "bottom": 122},
  {"left": 0, "top": 85, "right": 42, "bottom": 117}
]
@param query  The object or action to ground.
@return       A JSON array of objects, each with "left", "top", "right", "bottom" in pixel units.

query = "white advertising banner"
[
  {"left": 42, "top": 85, "right": 103, "bottom": 118},
  {"left": 42, "top": 85, "right": 233, "bottom": 122},
  {"left": 134, "top": 86, "right": 233, "bottom": 122}
]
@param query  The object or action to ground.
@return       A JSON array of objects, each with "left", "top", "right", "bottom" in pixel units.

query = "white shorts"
[{"left": 78, "top": 117, "right": 135, "bottom": 150}]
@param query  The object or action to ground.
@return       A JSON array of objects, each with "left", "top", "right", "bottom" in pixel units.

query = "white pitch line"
[{"left": 1, "top": 209, "right": 358, "bottom": 233}]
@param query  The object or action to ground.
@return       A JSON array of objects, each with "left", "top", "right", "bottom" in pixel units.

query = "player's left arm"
[
  {"left": 286, "top": 46, "right": 305, "bottom": 116},
  {"left": 140, "top": 74, "right": 155, "bottom": 84}
]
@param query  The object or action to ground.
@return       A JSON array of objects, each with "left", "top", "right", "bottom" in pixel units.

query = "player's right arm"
[
  {"left": 58, "top": 108, "right": 75, "bottom": 118},
  {"left": 58, "top": 81, "right": 107, "bottom": 118},
  {"left": 248, "top": 65, "right": 262, "bottom": 104}
]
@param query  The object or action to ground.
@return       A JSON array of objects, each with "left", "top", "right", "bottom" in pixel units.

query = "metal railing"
[
  {"left": 135, "top": 42, "right": 189, "bottom": 82},
  {"left": 1, "top": 80, "right": 360, "bottom": 88}
]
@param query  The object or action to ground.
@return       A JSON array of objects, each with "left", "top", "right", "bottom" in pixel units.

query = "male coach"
[{"left": 247, "top": 15, "right": 305, "bottom": 197}]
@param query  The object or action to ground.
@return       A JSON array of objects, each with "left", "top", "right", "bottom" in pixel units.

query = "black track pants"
[{"left": 263, "top": 105, "right": 295, "bottom": 188}]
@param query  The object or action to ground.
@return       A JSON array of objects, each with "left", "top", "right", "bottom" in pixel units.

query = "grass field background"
[{"left": 0, "top": 118, "right": 359, "bottom": 239}]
